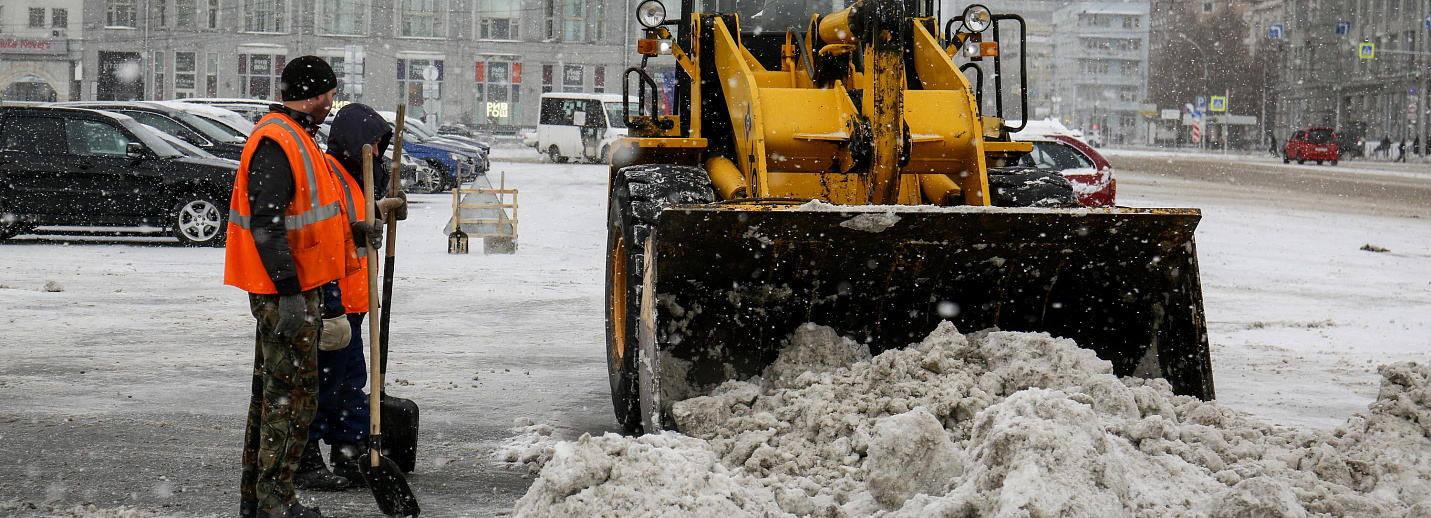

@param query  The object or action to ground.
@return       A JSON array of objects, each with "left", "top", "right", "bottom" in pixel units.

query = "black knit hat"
[{"left": 279, "top": 56, "right": 338, "bottom": 102}]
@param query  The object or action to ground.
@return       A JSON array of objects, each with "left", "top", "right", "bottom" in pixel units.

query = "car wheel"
[
  {"left": 1316, "top": 160, "right": 1323, "bottom": 165},
  {"left": 0, "top": 200, "right": 33, "bottom": 241},
  {"left": 549, "top": 145, "right": 567, "bottom": 164},
  {"left": 414, "top": 160, "right": 446, "bottom": 194},
  {"left": 1282, "top": 152, "right": 1290, "bottom": 164},
  {"left": 1330, "top": 159, "right": 1338, "bottom": 166},
  {"left": 173, "top": 194, "right": 226, "bottom": 247},
  {"left": 1296, "top": 152, "right": 1305, "bottom": 165}
]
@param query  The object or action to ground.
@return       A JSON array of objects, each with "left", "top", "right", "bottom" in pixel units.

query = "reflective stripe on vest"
[
  {"left": 327, "top": 156, "right": 367, "bottom": 259},
  {"left": 228, "top": 117, "right": 343, "bottom": 231}
]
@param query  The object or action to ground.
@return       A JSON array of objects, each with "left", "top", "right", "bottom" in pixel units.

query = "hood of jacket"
[{"left": 326, "top": 103, "right": 393, "bottom": 191}]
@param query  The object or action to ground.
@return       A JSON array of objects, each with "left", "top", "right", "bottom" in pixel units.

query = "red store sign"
[{"left": 0, "top": 37, "right": 68, "bottom": 55}]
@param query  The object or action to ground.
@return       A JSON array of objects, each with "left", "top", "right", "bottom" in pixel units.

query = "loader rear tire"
[
  {"left": 605, "top": 164, "right": 715, "bottom": 433},
  {"left": 987, "top": 167, "right": 1082, "bottom": 208}
]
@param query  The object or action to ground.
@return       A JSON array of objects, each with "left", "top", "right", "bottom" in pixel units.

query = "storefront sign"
[{"left": 0, "top": 37, "right": 67, "bottom": 55}]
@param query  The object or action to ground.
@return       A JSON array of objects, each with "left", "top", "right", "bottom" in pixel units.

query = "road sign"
[
  {"left": 1268, "top": 24, "right": 1284, "bottom": 39},
  {"left": 1411, "top": 86, "right": 1420, "bottom": 96},
  {"left": 1425, "top": 14, "right": 1431, "bottom": 29},
  {"left": 1196, "top": 96, "right": 1208, "bottom": 110},
  {"left": 1210, "top": 96, "right": 1227, "bottom": 112},
  {"left": 1359, "top": 42, "right": 1376, "bottom": 59},
  {"left": 1410, "top": 100, "right": 1419, "bottom": 115},
  {"left": 1191, "top": 117, "right": 1203, "bottom": 144},
  {"left": 1336, "top": 21, "right": 1350, "bottom": 35}
]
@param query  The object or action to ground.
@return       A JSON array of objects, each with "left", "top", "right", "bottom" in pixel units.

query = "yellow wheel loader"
[{"left": 606, "top": 0, "right": 1214, "bottom": 432}]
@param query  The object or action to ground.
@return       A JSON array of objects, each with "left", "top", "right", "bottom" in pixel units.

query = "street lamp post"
[{"left": 1175, "top": 33, "right": 1211, "bottom": 151}]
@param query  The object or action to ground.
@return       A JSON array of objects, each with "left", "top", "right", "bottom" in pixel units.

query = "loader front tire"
[
  {"left": 988, "top": 167, "right": 1082, "bottom": 208},
  {"left": 605, "top": 164, "right": 715, "bottom": 433}
]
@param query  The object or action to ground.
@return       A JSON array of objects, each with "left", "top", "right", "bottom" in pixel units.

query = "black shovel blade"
[
  {"left": 360, "top": 449, "right": 420, "bottom": 516},
  {"left": 380, "top": 393, "right": 419, "bottom": 473},
  {"left": 448, "top": 229, "right": 469, "bottom": 254}
]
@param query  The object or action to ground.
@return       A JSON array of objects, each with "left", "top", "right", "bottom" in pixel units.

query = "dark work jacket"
[{"left": 326, "top": 103, "right": 393, "bottom": 196}]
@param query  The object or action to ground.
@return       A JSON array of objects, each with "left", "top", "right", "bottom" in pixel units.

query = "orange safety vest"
[
  {"left": 224, "top": 112, "right": 359, "bottom": 294},
  {"left": 327, "top": 156, "right": 370, "bottom": 313}
]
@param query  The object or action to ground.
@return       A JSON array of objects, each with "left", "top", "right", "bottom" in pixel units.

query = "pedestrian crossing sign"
[
  {"left": 1210, "top": 96, "right": 1227, "bottom": 112},
  {"left": 1359, "top": 42, "right": 1376, "bottom": 59}
]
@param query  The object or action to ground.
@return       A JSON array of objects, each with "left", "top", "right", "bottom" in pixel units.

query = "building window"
[
  {"left": 400, "top": 0, "right": 443, "bottom": 38},
  {"left": 397, "top": 58, "right": 443, "bottom": 122},
  {"left": 593, "top": 0, "right": 605, "bottom": 42},
  {"left": 475, "top": 61, "right": 520, "bottom": 126},
  {"left": 176, "top": 0, "right": 196, "bottom": 28},
  {"left": 562, "top": 64, "right": 583, "bottom": 92},
  {"left": 206, "top": 52, "right": 219, "bottom": 96},
  {"left": 153, "top": 51, "right": 166, "bottom": 100},
  {"left": 107, "top": 0, "right": 137, "bottom": 27},
  {"left": 158, "top": 0, "right": 168, "bottom": 26},
  {"left": 562, "top": 0, "right": 586, "bottom": 41},
  {"left": 238, "top": 53, "right": 285, "bottom": 100},
  {"left": 1201, "top": 2, "right": 1213, "bottom": 13},
  {"left": 321, "top": 0, "right": 366, "bottom": 35},
  {"left": 29, "top": 8, "right": 45, "bottom": 28},
  {"left": 174, "top": 52, "right": 196, "bottom": 98},
  {"left": 542, "top": 64, "right": 553, "bottom": 93},
  {"left": 245, "top": 0, "right": 285, "bottom": 32},
  {"left": 52, "top": 9, "right": 68, "bottom": 28},
  {"left": 1122, "top": 15, "right": 1140, "bottom": 29},
  {"left": 477, "top": 0, "right": 519, "bottom": 39},
  {"left": 594, "top": 66, "right": 605, "bottom": 93},
  {"left": 207, "top": 0, "right": 219, "bottom": 28}
]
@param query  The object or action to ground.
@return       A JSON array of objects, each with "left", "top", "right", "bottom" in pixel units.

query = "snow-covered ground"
[{"left": 1, "top": 147, "right": 1429, "bottom": 515}]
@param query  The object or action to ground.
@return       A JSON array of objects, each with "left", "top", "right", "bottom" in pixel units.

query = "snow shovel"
[
  {"left": 360, "top": 145, "right": 421, "bottom": 516},
  {"left": 378, "top": 109, "right": 421, "bottom": 474}
]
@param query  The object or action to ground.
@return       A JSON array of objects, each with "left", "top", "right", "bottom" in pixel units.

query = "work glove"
[
  {"left": 318, "top": 315, "right": 353, "bottom": 351},
  {"left": 377, "top": 191, "right": 408, "bottom": 221},
  {"left": 352, "top": 220, "right": 384, "bottom": 250},
  {"left": 274, "top": 293, "right": 308, "bottom": 338}
]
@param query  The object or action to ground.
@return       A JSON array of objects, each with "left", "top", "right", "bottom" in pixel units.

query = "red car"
[
  {"left": 1283, "top": 127, "right": 1339, "bottom": 165},
  {"left": 1013, "top": 133, "right": 1116, "bottom": 207}
]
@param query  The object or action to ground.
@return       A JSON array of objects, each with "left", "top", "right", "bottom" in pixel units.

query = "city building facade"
[
  {"left": 1050, "top": 1, "right": 1153, "bottom": 145},
  {"left": 1, "top": 0, "right": 637, "bottom": 130},
  {"left": 0, "top": 0, "right": 85, "bottom": 102}
]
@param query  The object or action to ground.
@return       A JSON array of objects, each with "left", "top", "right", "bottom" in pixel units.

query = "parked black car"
[
  {"left": 0, "top": 106, "right": 237, "bottom": 246},
  {"left": 49, "top": 101, "right": 248, "bottom": 160}
]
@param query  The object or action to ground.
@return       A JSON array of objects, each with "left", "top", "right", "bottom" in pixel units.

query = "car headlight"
[
  {"left": 637, "top": 0, "right": 666, "bottom": 28},
  {"left": 448, "top": 152, "right": 462, "bottom": 162},
  {"left": 962, "top": 4, "right": 992, "bottom": 33}
]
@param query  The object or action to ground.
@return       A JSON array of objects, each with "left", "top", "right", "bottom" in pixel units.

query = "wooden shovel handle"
[{"left": 363, "top": 145, "right": 382, "bottom": 467}]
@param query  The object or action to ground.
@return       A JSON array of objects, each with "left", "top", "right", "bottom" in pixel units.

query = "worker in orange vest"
[{"left": 225, "top": 55, "right": 380, "bottom": 518}]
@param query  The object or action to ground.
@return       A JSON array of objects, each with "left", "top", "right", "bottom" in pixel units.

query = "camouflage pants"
[{"left": 240, "top": 290, "right": 322, "bottom": 516}]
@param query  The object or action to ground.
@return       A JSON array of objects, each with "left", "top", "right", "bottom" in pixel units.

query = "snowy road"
[{"left": 0, "top": 147, "right": 1428, "bottom": 516}]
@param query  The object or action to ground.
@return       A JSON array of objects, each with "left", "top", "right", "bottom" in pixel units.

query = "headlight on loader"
[
  {"left": 962, "top": 4, "right": 992, "bottom": 33},
  {"left": 637, "top": 0, "right": 666, "bottom": 28}
]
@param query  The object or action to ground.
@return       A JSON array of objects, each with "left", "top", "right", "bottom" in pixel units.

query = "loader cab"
[{"left": 537, "top": 92, "right": 634, "bottom": 163}]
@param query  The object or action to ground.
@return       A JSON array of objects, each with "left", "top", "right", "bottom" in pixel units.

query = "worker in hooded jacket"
[{"left": 293, "top": 103, "right": 406, "bottom": 491}]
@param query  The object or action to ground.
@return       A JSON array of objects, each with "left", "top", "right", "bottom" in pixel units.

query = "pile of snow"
[
  {"left": 511, "top": 322, "right": 1431, "bottom": 517},
  {"left": 494, "top": 417, "right": 562, "bottom": 473}
]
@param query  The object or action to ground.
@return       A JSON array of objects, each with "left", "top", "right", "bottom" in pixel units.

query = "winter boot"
[
  {"left": 293, "top": 440, "right": 350, "bottom": 491},
  {"left": 330, "top": 441, "right": 367, "bottom": 488},
  {"left": 258, "top": 501, "right": 323, "bottom": 518}
]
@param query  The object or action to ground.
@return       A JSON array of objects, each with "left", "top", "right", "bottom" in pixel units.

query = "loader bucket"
[{"left": 639, "top": 204, "right": 1213, "bottom": 426}]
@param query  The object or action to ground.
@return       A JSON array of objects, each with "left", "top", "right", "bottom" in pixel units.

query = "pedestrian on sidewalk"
[
  {"left": 294, "top": 103, "right": 405, "bottom": 491},
  {"left": 1397, "top": 140, "right": 1407, "bottom": 162},
  {"left": 227, "top": 56, "right": 380, "bottom": 518}
]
